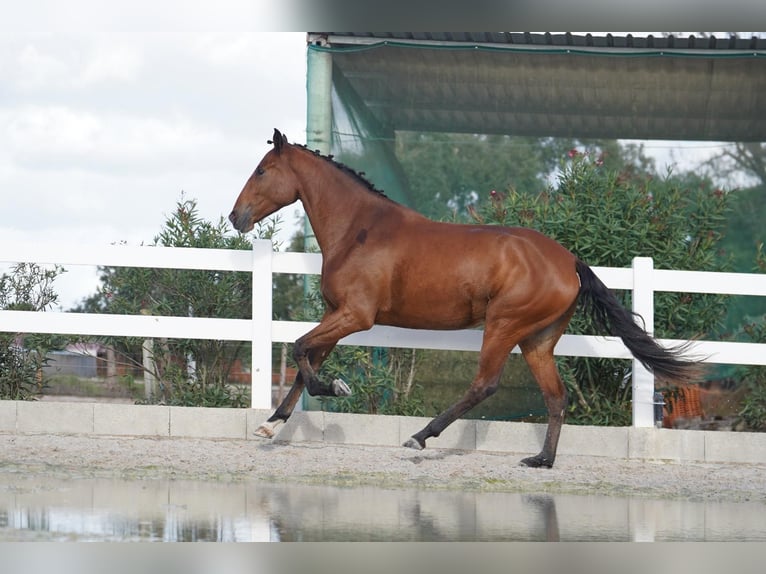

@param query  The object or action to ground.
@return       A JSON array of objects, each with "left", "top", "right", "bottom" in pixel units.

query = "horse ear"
[{"left": 272, "top": 128, "right": 288, "bottom": 154}]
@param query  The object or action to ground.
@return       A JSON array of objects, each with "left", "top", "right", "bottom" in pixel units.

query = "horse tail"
[{"left": 575, "top": 259, "right": 704, "bottom": 384}]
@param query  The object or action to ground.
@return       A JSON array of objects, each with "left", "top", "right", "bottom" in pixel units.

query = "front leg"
[
  {"left": 253, "top": 342, "right": 337, "bottom": 440},
  {"left": 293, "top": 337, "right": 351, "bottom": 397},
  {"left": 292, "top": 307, "right": 372, "bottom": 397},
  {"left": 253, "top": 372, "right": 306, "bottom": 438},
  {"left": 254, "top": 307, "right": 371, "bottom": 439}
]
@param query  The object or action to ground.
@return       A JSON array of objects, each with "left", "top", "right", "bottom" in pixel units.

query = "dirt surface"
[{"left": 1, "top": 432, "right": 764, "bottom": 503}]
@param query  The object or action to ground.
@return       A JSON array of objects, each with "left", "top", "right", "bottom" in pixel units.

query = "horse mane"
[{"left": 293, "top": 143, "right": 388, "bottom": 199}]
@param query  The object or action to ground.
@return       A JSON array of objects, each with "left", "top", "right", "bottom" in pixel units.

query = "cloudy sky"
[
  {"left": 1, "top": 26, "right": 308, "bottom": 308},
  {"left": 1, "top": 14, "right": 751, "bottom": 309}
]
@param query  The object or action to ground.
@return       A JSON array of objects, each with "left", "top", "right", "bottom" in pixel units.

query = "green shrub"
[
  {"left": 77, "top": 197, "right": 277, "bottom": 408},
  {"left": 470, "top": 153, "right": 730, "bottom": 425},
  {"left": 0, "top": 263, "right": 64, "bottom": 400},
  {"left": 734, "top": 245, "right": 766, "bottom": 431}
]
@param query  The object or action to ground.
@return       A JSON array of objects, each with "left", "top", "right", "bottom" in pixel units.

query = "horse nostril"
[{"left": 228, "top": 205, "right": 254, "bottom": 233}]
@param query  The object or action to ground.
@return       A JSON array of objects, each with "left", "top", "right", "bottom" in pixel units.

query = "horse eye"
[{"left": 255, "top": 166, "right": 265, "bottom": 176}]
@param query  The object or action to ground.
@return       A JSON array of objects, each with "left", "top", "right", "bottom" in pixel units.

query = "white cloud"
[
  {"left": 0, "top": 104, "right": 257, "bottom": 176},
  {"left": 192, "top": 35, "right": 258, "bottom": 67},
  {"left": 5, "top": 38, "right": 143, "bottom": 92},
  {"left": 191, "top": 33, "right": 306, "bottom": 69},
  {"left": 1, "top": 1, "right": 295, "bottom": 34},
  {"left": 0, "top": 30, "right": 307, "bottom": 307},
  {"left": 15, "top": 44, "right": 70, "bottom": 90},
  {"left": 77, "top": 42, "right": 142, "bottom": 86},
  {"left": 3, "top": 106, "right": 101, "bottom": 161}
]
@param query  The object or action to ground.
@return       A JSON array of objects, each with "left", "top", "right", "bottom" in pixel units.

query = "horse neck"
[{"left": 290, "top": 149, "right": 387, "bottom": 252}]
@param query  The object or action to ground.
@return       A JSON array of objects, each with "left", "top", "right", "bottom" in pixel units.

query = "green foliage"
[
  {"left": 735, "top": 320, "right": 766, "bottom": 432},
  {"left": 719, "top": 184, "right": 766, "bottom": 335},
  {"left": 137, "top": 363, "right": 250, "bottom": 408},
  {"left": 471, "top": 153, "right": 731, "bottom": 425},
  {"left": 76, "top": 197, "right": 278, "bottom": 408},
  {"left": 272, "top": 226, "right": 311, "bottom": 321},
  {"left": 321, "top": 346, "right": 427, "bottom": 417},
  {"left": 721, "top": 185, "right": 766, "bottom": 272},
  {"left": 734, "top": 247, "right": 766, "bottom": 432},
  {"left": 395, "top": 132, "right": 658, "bottom": 221},
  {"left": 0, "top": 263, "right": 65, "bottom": 399},
  {"left": 396, "top": 132, "right": 575, "bottom": 219},
  {"left": 412, "top": 349, "right": 546, "bottom": 422},
  {"left": 0, "top": 342, "right": 46, "bottom": 400},
  {"left": 0, "top": 262, "right": 63, "bottom": 312}
]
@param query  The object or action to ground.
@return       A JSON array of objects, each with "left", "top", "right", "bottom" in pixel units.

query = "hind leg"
[
  {"left": 404, "top": 328, "right": 515, "bottom": 450},
  {"left": 518, "top": 347, "right": 568, "bottom": 468},
  {"left": 518, "top": 308, "right": 576, "bottom": 468}
]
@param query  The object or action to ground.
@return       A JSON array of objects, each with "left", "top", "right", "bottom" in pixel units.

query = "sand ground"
[{"left": 1, "top": 432, "right": 764, "bottom": 502}]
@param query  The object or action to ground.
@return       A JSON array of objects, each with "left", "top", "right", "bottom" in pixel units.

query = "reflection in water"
[{"left": 0, "top": 473, "right": 764, "bottom": 542}]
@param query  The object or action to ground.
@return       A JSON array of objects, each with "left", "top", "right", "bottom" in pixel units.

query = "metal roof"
[{"left": 309, "top": 32, "right": 766, "bottom": 141}]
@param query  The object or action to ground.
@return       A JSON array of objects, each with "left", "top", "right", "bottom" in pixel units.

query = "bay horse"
[{"left": 229, "top": 129, "right": 701, "bottom": 468}]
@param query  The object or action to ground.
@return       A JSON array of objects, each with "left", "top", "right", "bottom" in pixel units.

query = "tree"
[
  {"left": 470, "top": 152, "right": 730, "bottom": 424},
  {"left": 716, "top": 183, "right": 766, "bottom": 335},
  {"left": 734, "top": 245, "right": 766, "bottom": 431},
  {"left": 394, "top": 132, "right": 658, "bottom": 221},
  {"left": 395, "top": 132, "right": 574, "bottom": 220},
  {"left": 76, "top": 197, "right": 278, "bottom": 407},
  {"left": 272, "top": 227, "right": 311, "bottom": 321},
  {"left": 705, "top": 142, "right": 766, "bottom": 187},
  {"left": 698, "top": 142, "right": 766, "bottom": 334},
  {"left": 0, "top": 263, "right": 65, "bottom": 399}
]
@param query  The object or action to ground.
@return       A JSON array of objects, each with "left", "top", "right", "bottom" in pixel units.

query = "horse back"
[{"left": 321, "top": 216, "right": 580, "bottom": 330}]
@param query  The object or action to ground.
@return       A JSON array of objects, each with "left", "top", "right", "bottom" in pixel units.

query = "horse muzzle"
[{"left": 228, "top": 207, "right": 255, "bottom": 233}]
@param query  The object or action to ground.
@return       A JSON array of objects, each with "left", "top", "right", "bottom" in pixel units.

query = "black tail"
[{"left": 575, "top": 259, "right": 703, "bottom": 383}]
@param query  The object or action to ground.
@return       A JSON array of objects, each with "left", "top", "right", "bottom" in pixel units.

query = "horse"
[{"left": 229, "top": 128, "right": 702, "bottom": 468}]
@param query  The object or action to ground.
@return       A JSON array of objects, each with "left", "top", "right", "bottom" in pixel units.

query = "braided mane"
[
  {"left": 292, "top": 142, "right": 388, "bottom": 198},
  {"left": 266, "top": 131, "right": 389, "bottom": 198}
]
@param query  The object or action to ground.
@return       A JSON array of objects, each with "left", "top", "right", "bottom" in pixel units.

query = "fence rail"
[{"left": 2, "top": 240, "right": 766, "bottom": 426}]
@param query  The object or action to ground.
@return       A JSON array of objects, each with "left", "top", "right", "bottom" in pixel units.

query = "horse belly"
[{"left": 377, "top": 270, "right": 490, "bottom": 330}]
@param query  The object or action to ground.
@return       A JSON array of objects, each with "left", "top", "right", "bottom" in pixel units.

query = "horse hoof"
[
  {"left": 519, "top": 455, "right": 554, "bottom": 468},
  {"left": 253, "top": 420, "right": 283, "bottom": 439},
  {"left": 332, "top": 378, "right": 352, "bottom": 396},
  {"left": 402, "top": 437, "right": 424, "bottom": 450}
]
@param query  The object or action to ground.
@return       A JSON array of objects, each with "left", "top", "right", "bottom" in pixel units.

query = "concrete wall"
[{"left": 1, "top": 400, "right": 764, "bottom": 465}]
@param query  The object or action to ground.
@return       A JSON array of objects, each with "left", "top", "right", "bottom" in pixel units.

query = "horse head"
[{"left": 229, "top": 128, "right": 300, "bottom": 233}]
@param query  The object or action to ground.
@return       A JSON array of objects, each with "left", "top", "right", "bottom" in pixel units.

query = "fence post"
[
  {"left": 631, "top": 256, "right": 655, "bottom": 427},
  {"left": 250, "top": 240, "right": 273, "bottom": 409}
]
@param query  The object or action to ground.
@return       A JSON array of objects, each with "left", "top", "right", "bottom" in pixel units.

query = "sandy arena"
[{"left": 1, "top": 432, "right": 764, "bottom": 502}]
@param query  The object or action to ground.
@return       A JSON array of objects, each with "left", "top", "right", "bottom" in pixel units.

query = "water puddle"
[{"left": 0, "top": 473, "right": 763, "bottom": 541}]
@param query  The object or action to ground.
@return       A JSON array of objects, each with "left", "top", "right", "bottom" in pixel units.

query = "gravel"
[{"left": 1, "top": 433, "right": 764, "bottom": 502}]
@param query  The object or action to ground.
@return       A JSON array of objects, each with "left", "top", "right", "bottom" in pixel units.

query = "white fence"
[{"left": 2, "top": 240, "right": 766, "bottom": 427}]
